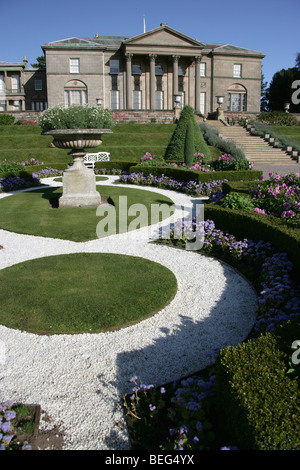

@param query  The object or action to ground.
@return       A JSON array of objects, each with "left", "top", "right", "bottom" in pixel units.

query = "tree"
[
  {"left": 31, "top": 55, "right": 46, "bottom": 68},
  {"left": 260, "top": 70, "right": 269, "bottom": 112},
  {"left": 295, "top": 53, "right": 300, "bottom": 70},
  {"left": 266, "top": 67, "right": 300, "bottom": 112}
]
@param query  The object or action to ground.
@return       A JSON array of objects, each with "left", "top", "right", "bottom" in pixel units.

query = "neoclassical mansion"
[{"left": 0, "top": 24, "right": 264, "bottom": 119}]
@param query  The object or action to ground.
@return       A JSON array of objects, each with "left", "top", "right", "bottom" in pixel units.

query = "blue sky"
[{"left": 1, "top": 0, "right": 299, "bottom": 86}]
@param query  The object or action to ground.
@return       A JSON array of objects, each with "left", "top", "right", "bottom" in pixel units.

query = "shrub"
[
  {"left": 200, "top": 123, "right": 246, "bottom": 160},
  {"left": 214, "top": 333, "right": 300, "bottom": 450},
  {"left": 221, "top": 192, "right": 255, "bottom": 211},
  {"left": 164, "top": 106, "right": 211, "bottom": 161},
  {"left": 0, "top": 114, "right": 15, "bottom": 125},
  {"left": 256, "top": 111, "right": 300, "bottom": 126},
  {"left": 138, "top": 152, "right": 165, "bottom": 167},
  {"left": 211, "top": 154, "right": 252, "bottom": 171}
]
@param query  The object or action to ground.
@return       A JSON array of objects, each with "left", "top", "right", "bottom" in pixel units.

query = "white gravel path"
[{"left": 0, "top": 176, "right": 258, "bottom": 450}]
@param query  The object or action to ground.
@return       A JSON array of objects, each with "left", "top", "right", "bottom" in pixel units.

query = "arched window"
[
  {"left": 227, "top": 84, "right": 247, "bottom": 112},
  {"left": 64, "top": 80, "right": 87, "bottom": 107}
]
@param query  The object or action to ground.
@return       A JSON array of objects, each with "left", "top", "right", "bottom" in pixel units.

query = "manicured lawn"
[
  {"left": 0, "top": 253, "right": 177, "bottom": 334},
  {"left": 0, "top": 185, "right": 175, "bottom": 241},
  {"left": 271, "top": 125, "right": 300, "bottom": 145},
  {"left": 0, "top": 123, "right": 176, "bottom": 164}
]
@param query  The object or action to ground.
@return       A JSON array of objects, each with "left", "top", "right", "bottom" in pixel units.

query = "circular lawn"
[
  {"left": 0, "top": 185, "right": 175, "bottom": 242},
  {"left": 0, "top": 253, "right": 178, "bottom": 334}
]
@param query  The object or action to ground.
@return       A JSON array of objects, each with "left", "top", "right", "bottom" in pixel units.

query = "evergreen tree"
[
  {"left": 31, "top": 55, "right": 46, "bottom": 69},
  {"left": 266, "top": 67, "right": 300, "bottom": 112}
]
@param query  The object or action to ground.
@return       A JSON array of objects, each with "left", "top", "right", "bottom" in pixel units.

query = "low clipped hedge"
[
  {"left": 94, "top": 160, "right": 134, "bottom": 172},
  {"left": 0, "top": 115, "right": 15, "bottom": 125},
  {"left": 214, "top": 333, "right": 300, "bottom": 450},
  {"left": 204, "top": 202, "right": 300, "bottom": 276},
  {"left": 129, "top": 165, "right": 262, "bottom": 184},
  {"left": 222, "top": 180, "right": 260, "bottom": 195}
]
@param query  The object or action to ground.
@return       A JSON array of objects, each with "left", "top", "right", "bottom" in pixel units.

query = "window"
[
  {"left": 156, "top": 76, "right": 162, "bottom": 92},
  {"left": 178, "top": 76, "right": 184, "bottom": 92},
  {"left": 64, "top": 89, "right": 87, "bottom": 106},
  {"left": 227, "top": 93, "right": 247, "bottom": 111},
  {"left": 178, "top": 64, "right": 186, "bottom": 76},
  {"left": 64, "top": 79, "right": 87, "bottom": 106},
  {"left": 12, "top": 100, "right": 21, "bottom": 111},
  {"left": 111, "top": 75, "right": 118, "bottom": 91},
  {"left": 200, "top": 63, "right": 206, "bottom": 77},
  {"left": 34, "top": 80, "right": 42, "bottom": 91},
  {"left": 110, "top": 59, "right": 119, "bottom": 75},
  {"left": 132, "top": 64, "right": 142, "bottom": 75},
  {"left": 133, "top": 90, "right": 142, "bottom": 109},
  {"left": 155, "top": 64, "right": 164, "bottom": 75},
  {"left": 11, "top": 74, "right": 20, "bottom": 92},
  {"left": 155, "top": 91, "right": 163, "bottom": 110},
  {"left": 0, "top": 74, "right": 5, "bottom": 92},
  {"left": 31, "top": 101, "right": 47, "bottom": 111},
  {"left": 134, "top": 75, "right": 140, "bottom": 91},
  {"left": 200, "top": 92, "right": 206, "bottom": 114},
  {"left": 110, "top": 90, "right": 120, "bottom": 110},
  {"left": 70, "top": 58, "right": 80, "bottom": 73},
  {"left": 233, "top": 64, "right": 242, "bottom": 78},
  {"left": 227, "top": 83, "right": 247, "bottom": 111}
]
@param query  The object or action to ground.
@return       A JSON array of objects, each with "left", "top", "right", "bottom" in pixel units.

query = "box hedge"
[
  {"left": 214, "top": 333, "right": 300, "bottom": 450},
  {"left": 204, "top": 203, "right": 300, "bottom": 276},
  {"left": 129, "top": 165, "right": 262, "bottom": 184}
]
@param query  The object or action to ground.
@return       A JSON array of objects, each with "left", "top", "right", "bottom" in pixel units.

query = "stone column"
[
  {"left": 195, "top": 55, "right": 202, "bottom": 114},
  {"left": 125, "top": 53, "right": 133, "bottom": 109},
  {"left": 149, "top": 54, "right": 157, "bottom": 110},
  {"left": 172, "top": 55, "right": 180, "bottom": 99}
]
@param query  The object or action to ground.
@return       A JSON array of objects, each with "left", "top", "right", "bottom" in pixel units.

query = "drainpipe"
[{"left": 102, "top": 51, "right": 105, "bottom": 108}]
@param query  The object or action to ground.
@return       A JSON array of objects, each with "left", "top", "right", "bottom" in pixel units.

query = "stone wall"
[
  {"left": 111, "top": 110, "right": 175, "bottom": 123},
  {"left": 1, "top": 110, "right": 175, "bottom": 124},
  {"left": 2, "top": 111, "right": 42, "bottom": 122}
]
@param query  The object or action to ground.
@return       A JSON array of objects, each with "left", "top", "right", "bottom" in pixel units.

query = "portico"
[{"left": 122, "top": 25, "right": 206, "bottom": 113}]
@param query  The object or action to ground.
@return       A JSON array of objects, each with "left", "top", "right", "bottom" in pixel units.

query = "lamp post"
[{"left": 284, "top": 102, "right": 290, "bottom": 113}]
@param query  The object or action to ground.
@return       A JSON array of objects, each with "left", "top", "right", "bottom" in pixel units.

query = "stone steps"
[{"left": 205, "top": 120, "right": 297, "bottom": 164}]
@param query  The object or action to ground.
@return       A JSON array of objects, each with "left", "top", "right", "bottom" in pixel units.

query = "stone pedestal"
[
  {"left": 59, "top": 153, "right": 102, "bottom": 208},
  {"left": 42, "top": 129, "right": 113, "bottom": 208},
  {"left": 217, "top": 107, "right": 224, "bottom": 120}
]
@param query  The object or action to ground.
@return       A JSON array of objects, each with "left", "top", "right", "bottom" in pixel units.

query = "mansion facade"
[{"left": 1, "top": 24, "right": 264, "bottom": 118}]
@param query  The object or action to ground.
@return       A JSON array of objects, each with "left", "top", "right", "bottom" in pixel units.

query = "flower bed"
[
  {"left": 0, "top": 173, "right": 41, "bottom": 192},
  {"left": 0, "top": 395, "right": 31, "bottom": 450},
  {"left": 249, "top": 172, "right": 300, "bottom": 223},
  {"left": 119, "top": 172, "right": 225, "bottom": 197},
  {"left": 124, "top": 218, "right": 300, "bottom": 450},
  {"left": 0, "top": 158, "right": 44, "bottom": 173},
  {"left": 138, "top": 151, "right": 253, "bottom": 172}
]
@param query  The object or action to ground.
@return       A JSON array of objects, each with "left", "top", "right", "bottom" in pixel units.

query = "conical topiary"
[
  {"left": 164, "top": 105, "right": 211, "bottom": 162},
  {"left": 184, "top": 119, "right": 194, "bottom": 167}
]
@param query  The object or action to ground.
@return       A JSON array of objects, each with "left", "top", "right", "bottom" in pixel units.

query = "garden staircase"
[{"left": 206, "top": 120, "right": 297, "bottom": 165}]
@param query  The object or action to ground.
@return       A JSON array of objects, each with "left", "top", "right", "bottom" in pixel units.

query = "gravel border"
[{"left": 0, "top": 177, "right": 258, "bottom": 450}]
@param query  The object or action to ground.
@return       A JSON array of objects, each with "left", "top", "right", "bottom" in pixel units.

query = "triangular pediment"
[
  {"left": 124, "top": 25, "right": 204, "bottom": 48},
  {"left": 45, "top": 37, "right": 99, "bottom": 46}
]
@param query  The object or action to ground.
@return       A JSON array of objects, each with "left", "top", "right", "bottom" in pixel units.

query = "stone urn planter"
[{"left": 42, "top": 128, "right": 113, "bottom": 208}]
